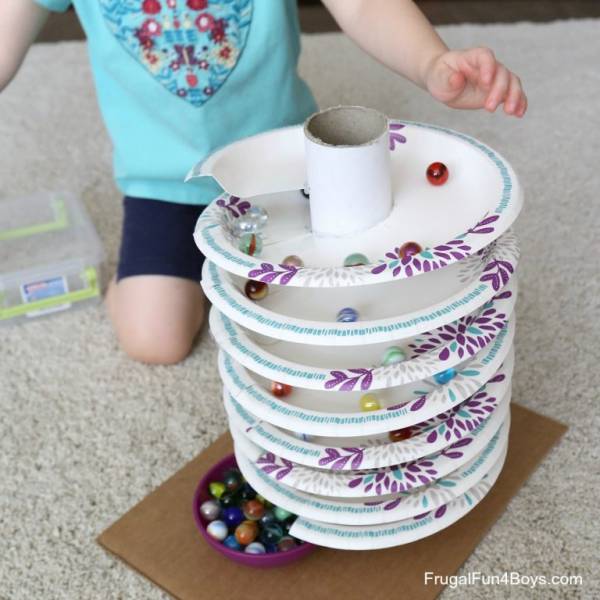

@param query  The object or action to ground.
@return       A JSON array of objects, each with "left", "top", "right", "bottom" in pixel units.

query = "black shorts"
[{"left": 117, "top": 196, "right": 207, "bottom": 282}]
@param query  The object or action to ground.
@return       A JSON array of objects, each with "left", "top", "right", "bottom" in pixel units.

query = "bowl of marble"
[{"left": 193, "top": 453, "right": 316, "bottom": 567}]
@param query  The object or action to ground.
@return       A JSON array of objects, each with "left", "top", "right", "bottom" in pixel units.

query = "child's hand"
[{"left": 424, "top": 48, "right": 527, "bottom": 117}]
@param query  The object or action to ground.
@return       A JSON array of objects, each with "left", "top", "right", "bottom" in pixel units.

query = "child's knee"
[
  {"left": 117, "top": 318, "right": 193, "bottom": 365},
  {"left": 106, "top": 275, "right": 204, "bottom": 365}
]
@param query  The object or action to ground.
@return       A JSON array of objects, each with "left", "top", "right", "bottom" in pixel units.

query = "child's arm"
[
  {"left": 322, "top": 0, "right": 527, "bottom": 117},
  {"left": 0, "top": 0, "right": 50, "bottom": 92}
]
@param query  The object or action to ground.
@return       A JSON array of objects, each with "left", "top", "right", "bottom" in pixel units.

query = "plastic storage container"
[{"left": 0, "top": 192, "right": 104, "bottom": 325}]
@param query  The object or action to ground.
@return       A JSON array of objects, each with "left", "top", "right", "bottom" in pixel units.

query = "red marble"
[
  {"left": 271, "top": 382, "right": 293, "bottom": 398},
  {"left": 426, "top": 162, "right": 449, "bottom": 185}
]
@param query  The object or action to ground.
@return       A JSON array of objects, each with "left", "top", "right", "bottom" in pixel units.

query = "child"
[{"left": 0, "top": 0, "right": 526, "bottom": 364}]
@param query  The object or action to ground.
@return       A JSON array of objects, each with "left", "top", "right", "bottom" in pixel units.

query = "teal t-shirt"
[{"left": 35, "top": 0, "right": 317, "bottom": 204}]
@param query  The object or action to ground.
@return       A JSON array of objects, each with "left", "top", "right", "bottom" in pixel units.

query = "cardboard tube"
[{"left": 304, "top": 106, "right": 392, "bottom": 237}]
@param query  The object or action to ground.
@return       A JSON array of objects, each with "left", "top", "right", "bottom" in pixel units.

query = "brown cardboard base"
[{"left": 98, "top": 404, "right": 566, "bottom": 600}]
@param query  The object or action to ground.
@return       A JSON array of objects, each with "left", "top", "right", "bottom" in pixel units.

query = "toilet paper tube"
[{"left": 304, "top": 106, "right": 392, "bottom": 237}]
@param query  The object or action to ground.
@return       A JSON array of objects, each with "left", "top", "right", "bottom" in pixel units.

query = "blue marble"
[
  {"left": 223, "top": 534, "right": 243, "bottom": 551},
  {"left": 434, "top": 367, "right": 457, "bottom": 385},
  {"left": 336, "top": 307, "right": 359, "bottom": 323},
  {"left": 222, "top": 506, "right": 245, "bottom": 529}
]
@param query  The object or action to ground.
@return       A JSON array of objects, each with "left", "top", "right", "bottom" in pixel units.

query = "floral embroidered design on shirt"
[{"left": 100, "top": 0, "right": 252, "bottom": 107}]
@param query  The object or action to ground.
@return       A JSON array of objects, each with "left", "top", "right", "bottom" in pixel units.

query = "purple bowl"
[{"left": 193, "top": 453, "right": 316, "bottom": 568}]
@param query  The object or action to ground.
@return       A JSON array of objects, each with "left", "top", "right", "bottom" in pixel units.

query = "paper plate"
[
  {"left": 223, "top": 351, "right": 512, "bottom": 470},
  {"left": 202, "top": 230, "right": 519, "bottom": 346},
  {"left": 287, "top": 436, "right": 507, "bottom": 550},
  {"left": 209, "top": 278, "right": 516, "bottom": 392},
  {"left": 218, "top": 316, "right": 514, "bottom": 437},
  {"left": 230, "top": 393, "right": 509, "bottom": 499},
  {"left": 193, "top": 121, "right": 522, "bottom": 288},
  {"left": 233, "top": 418, "right": 508, "bottom": 526}
]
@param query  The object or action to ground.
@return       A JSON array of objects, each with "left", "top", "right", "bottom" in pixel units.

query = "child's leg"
[
  {"left": 106, "top": 275, "right": 205, "bottom": 365},
  {"left": 107, "top": 196, "right": 207, "bottom": 364}
]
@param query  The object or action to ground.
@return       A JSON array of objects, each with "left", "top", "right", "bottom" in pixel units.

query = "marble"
[
  {"left": 246, "top": 206, "right": 268, "bottom": 228},
  {"left": 206, "top": 520, "right": 228, "bottom": 542},
  {"left": 199, "top": 499, "right": 221, "bottom": 522},
  {"left": 343, "top": 252, "right": 369, "bottom": 267},
  {"left": 239, "top": 483, "right": 257, "bottom": 501},
  {"left": 281, "top": 254, "right": 304, "bottom": 268},
  {"left": 273, "top": 507, "right": 293, "bottom": 522},
  {"left": 234, "top": 520, "right": 259, "bottom": 546},
  {"left": 244, "top": 280, "right": 269, "bottom": 301},
  {"left": 208, "top": 481, "right": 226, "bottom": 499},
  {"left": 259, "top": 523, "right": 284, "bottom": 545},
  {"left": 231, "top": 216, "right": 256, "bottom": 237},
  {"left": 426, "top": 161, "right": 449, "bottom": 185},
  {"left": 382, "top": 346, "right": 407, "bottom": 366},
  {"left": 244, "top": 542, "right": 267, "bottom": 555},
  {"left": 219, "top": 491, "right": 237, "bottom": 509},
  {"left": 360, "top": 394, "right": 381, "bottom": 412},
  {"left": 277, "top": 537, "right": 297, "bottom": 552},
  {"left": 222, "top": 507, "right": 244, "bottom": 529},
  {"left": 223, "top": 468, "right": 243, "bottom": 493},
  {"left": 336, "top": 307, "right": 359, "bottom": 323},
  {"left": 399, "top": 241, "right": 422, "bottom": 259},
  {"left": 434, "top": 367, "right": 457, "bottom": 385},
  {"left": 259, "top": 510, "right": 276, "bottom": 527},
  {"left": 388, "top": 427, "right": 413, "bottom": 442},
  {"left": 223, "top": 534, "right": 243, "bottom": 551},
  {"left": 271, "top": 381, "right": 292, "bottom": 398},
  {"left": 243, "top": 499, "right": 266, "bottom": 521},
  {"left": 231, "top": 206, "right": 268, "bottom": 237},
  {"left": 238, "top": 233, "right": 262, "bottom": 256}
]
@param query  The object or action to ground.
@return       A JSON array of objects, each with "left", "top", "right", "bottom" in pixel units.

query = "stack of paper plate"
[{"left": 194, "top": 120, "right": 522, "bottom": 550}]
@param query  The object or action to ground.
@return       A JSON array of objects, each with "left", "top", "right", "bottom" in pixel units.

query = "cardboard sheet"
[{"left": 98, "top": 404, "right": 566, "bottom": 600}]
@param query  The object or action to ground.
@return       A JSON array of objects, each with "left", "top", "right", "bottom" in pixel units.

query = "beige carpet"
[{"left": 1, "top": 20, "right": 599, "bottom": 599}]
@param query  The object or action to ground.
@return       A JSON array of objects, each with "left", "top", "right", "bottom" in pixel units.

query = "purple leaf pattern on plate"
[
  {"left": 467, "top": 213, "right": 500, "bottom": 235},
  {"left": 324, "top": 368, "right": 374, "bottom": 392},
  {"left": 216, "top": 195, "right": 251, "bottom": 218},
  {"left": 318, "top": 447, "right": 365, "bottom": 470},
  {"left": 410, "top": 382, "right": 503, "bottom": 444},
  {"left": 389, "top": 123, "right": 407, "bottom": 150},
  {"left": 256, "top": 452, "right": 294, "bottom": 481},
  {"left": 479, "top": 259, "right": 514, "bottom": 291},
  {"left": 409, "top": 294, "right": 510, "bottom": 362},
  {"left": 247, "top": 262, "right": 300, "bottom": 285},
  {"left": 348, "top": 457, "right": 438, "bottom": 495},
  {"left": 371, "top": 239, "right": 472, "bottom": 278},
  {"left": 441, "top": 437, "right": 473, "bottom": 460}
]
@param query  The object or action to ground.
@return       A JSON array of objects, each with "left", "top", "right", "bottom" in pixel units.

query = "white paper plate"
[
  {"left": 287, "top": 434, "right": 507, "bottom": 550},
  {"left": 230, "top": 392, "right": 509, "bottom": 498},
  {"left": 218, "top": 317, "right": 514, "bottom": 437},
  {"left": 233, "top": 417, "right": 508, "bottom": 525},
  {"left": 202, "top": 231, "right": 519, "bottom": 346},
  {"left": 224, "top": 351, "right": 512, "bottom": 470},
  {"left": 193, "top": 121, "right": 522, "bottom": 288},
  {"left": 209, "top": 278, "right": 516, "bottom": 392}
]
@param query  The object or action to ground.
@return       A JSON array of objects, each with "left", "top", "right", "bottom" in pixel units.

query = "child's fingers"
[
  {"left": 473, "top": 47, "right": 496, "bottom": 87},
  {"left": 503, "top": 73, "right": 523, "bottom": 115},
  {"left": 427, "top": 60, "right": 466, "bottom": 102},
  {"left": 516, "top": 94, "right": 528, "bottom": 117},
  {"left": 447, "top": 69, "right": 466, "bottom": 92},
  {"left": 484, "top": 63, "right": 510, "bottom": 112},
  {"left": 458, "top": 47, "right": 496, "bottom": 87}
]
